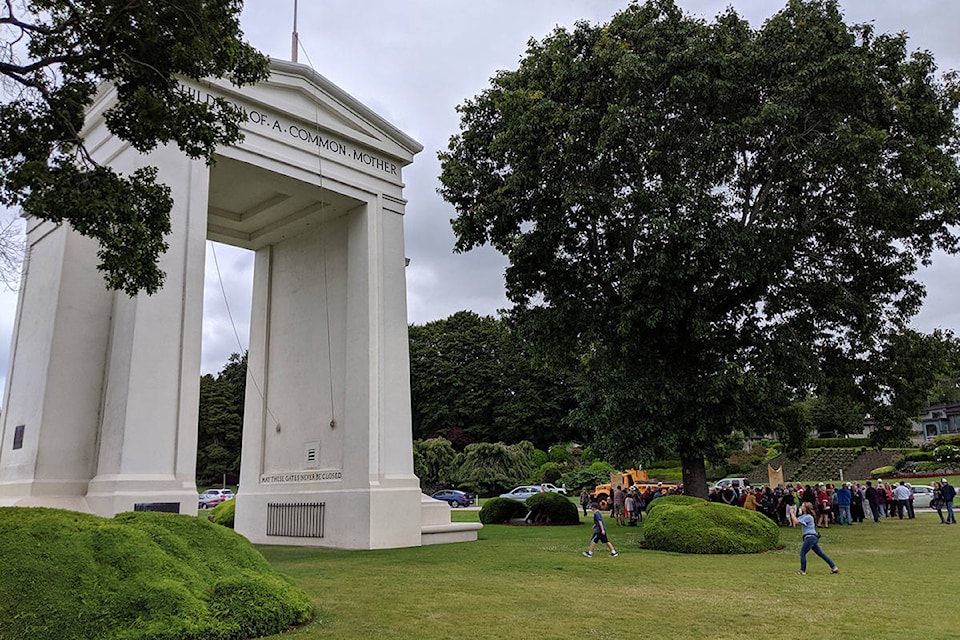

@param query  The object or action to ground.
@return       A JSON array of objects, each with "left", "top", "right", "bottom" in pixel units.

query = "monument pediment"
[{"left": 200, "top": 59, "right": 422, "bottom": 167}]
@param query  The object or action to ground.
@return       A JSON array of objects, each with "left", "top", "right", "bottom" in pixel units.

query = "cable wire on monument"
[{"left": 288, "top": 0, "right": 338, "bottom": 429}]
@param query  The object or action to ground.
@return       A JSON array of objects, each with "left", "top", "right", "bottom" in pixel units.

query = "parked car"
[
  {"left": 498, "top": 485, "right": 544, "bottom": 502},
  {"left": 715, "top": 477, "right": 750, "bottom": 490},
  {"left": 198, "top": 488, "right": 235, "bottom": 509},
  {"left": 430, "top": 489, "right": 473, "bottom": 508},
  {"left": 910, "top": 484, "right": 934, "bottom": 509},
  {"left": 539, "top": 483, "right": 567, "bottom": 495}
]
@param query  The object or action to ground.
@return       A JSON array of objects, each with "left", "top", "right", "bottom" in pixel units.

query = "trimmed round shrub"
[
  {"left": 210, "top": 497, "right": 236, "bottom": 528},
  {"left": 871, "top": 465, "right": 896, "bottom": 477},
  {"left": 479, "top": 498, "right": 528, "bottom": 524},
  {"left": 525, "top": 491, "right": 579, "bottom": 524},
  {"left": 647, "top": 495, "right": 704, "bottom": 512},
  {"left": 643, "top": 496, "right": 780, "bottom": 554}
]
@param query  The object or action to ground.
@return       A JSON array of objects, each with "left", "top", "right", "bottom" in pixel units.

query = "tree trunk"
[{"left": 681, "top": 455, "right": 708, "bottom": 499}]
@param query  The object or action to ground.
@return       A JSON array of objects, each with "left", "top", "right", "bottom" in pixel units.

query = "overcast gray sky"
[{"left": 2, "top": 0, "right": 959, "bottom": 391}]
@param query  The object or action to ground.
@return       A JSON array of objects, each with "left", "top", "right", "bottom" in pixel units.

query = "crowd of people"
[
  {"left": 705, "top": 478, "right": 958, "bottom": 526},
  {"left": 576, "top": 477, "right": 958, "bottom": 528},
  {"left": 579, "top": 482, "right": 683, "bottom": 525}
]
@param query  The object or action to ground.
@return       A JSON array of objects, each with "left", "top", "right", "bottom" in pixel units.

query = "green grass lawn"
[{"left": 256, "top": 508, "right": 960, "bottom": 640}]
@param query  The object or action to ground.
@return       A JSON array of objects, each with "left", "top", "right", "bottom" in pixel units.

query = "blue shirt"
[
  {"left": 593, "top": 510, "right": 605, "bottom": 534},
  {"left": 834, "top": 487, "right": 851, "bottom": 506},
  {"left": 798, "top": 513, "right": 817, "bottom": 537}
]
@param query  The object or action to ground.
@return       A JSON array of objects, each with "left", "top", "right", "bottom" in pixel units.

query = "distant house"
[{"left": 918, "top": 402, "right": 960, "bottom": 441}]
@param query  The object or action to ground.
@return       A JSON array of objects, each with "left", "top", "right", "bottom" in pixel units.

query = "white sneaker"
[
  {"left": 582, "top": 551, "right": 592, "bottom": 557},
  {"left": 610, "top": 551, "right": 618, "bottom": 557}
]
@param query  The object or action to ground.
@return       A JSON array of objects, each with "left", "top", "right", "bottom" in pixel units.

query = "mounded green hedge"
[
  {"left": 0, "top": 507, "right": 312, "bottom": 640},
  {"left": 479, "top": 497, "right": 529, "bottom": 524},
  {"left": 643, "top": 496, "right": 780, "bottom": 554},
  {"left": 210, "top": 497, "right": 236, "bottom": 528},
  {"left": 871, "top": 465, "right": 896, "bottom": 477},
  {"left": 525, "top": 491, "right": 580, "bottom": 524}
]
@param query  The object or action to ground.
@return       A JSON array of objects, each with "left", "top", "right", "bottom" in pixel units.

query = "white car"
[
  {"left": 198, "top": 488, "right": 235, "bottom": 509},
  {"left": 910, "top": 485, "right": 934, "bottom": 509},
  {"left": 498, "top": 485, "right": 544, "bottom": 502},
  {"left": 539, "top": 483, "right": 567, "bottom": 495}
]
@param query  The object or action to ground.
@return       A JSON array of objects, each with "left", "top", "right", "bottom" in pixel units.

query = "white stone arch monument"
[{"left": 0, "top": 60, "right": 479, "bottom": 549}]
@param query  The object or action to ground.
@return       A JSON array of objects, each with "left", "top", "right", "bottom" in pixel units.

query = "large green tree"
[
  {"left": 863, "top": 328, "right": 960, "bottom": 447},
  {"left": 196, "top": 352, "right": 246, "bottom": 486},
  {"left": 438, "top": 0, "right": 960, "bottom": 496},
  {"left": 1, "top": 0, "right": 268, "bottom": 295},
  {"left": 408, "top": 311, "right": 579, "bottom": 449}
]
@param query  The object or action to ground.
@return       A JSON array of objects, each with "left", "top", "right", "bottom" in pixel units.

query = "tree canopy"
[
  {"left": 196, "top": 351, "right": 246, "bottom": 486},
  {"left": 438, "top": 0, "right": 960, "bottom": 496},
  {"left": 408, "top": 311, "right": 579, "bottom": 449},
  {"left": 1, "top": 0, "right": 269, "bottom": 295}
]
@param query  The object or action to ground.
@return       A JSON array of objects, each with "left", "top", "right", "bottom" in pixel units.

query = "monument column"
[
  {"left": 233, "top": 188, "right": 422, "bottom": 549},
  {"left": 0, "top": 219, "right": 114, "bottom": 510},
  {"left": 84, "top": 144, "right": 208, "bottom": 516}
]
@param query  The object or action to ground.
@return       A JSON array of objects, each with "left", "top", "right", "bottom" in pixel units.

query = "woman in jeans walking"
[{"left": 791, "top": 501, "right": 839, "bottom": 575}]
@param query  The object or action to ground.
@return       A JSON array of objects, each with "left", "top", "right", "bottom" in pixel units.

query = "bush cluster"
[
  {"left": 525, "top": 492, "right": 580, "bottom": 524},
  {"left": 479, "top": 498, "right": 529, "bottom": 524},
  {"left": 934, "top": 445, "right": 960, "bottom": 465},
  {"left": 871, "top": 465, "right": 896, "bottom": 476},
  {"left": 0, "top": 507, "right": 312, "bottom": 640},
  {"left": 210, "top": 498, "right": 236, "bottom": 528},
  {"left": 643, "top": 496, "right": 780, "bottom": 554}
]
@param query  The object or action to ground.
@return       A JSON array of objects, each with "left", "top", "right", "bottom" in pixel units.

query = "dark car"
[{"left": 430, "top": 489, "right": 473, "bottom": 508}]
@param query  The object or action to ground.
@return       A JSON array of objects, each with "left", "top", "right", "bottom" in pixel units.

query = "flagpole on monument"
[{"left": 291, "top": 0, "right": 299, "bottom": 63}]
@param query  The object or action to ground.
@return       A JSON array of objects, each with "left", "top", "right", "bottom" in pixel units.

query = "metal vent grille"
[{"left": 266, "top": 502, "right": 325, "bottom": 537}]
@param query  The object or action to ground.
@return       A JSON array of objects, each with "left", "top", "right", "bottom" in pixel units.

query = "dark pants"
[
  {"left": 897, "top": 499, "right": 908, "bottom": 519},
  {"left": 869, "top": 502, "right": 880, "bottom": 522},
  {"left": 906, "top": 499, "right": 915, "bottom": 519}
]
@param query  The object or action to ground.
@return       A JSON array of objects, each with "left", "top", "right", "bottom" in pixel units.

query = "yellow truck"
[{"left": 592, "top": 469, "right": 679, "bottom": 509}]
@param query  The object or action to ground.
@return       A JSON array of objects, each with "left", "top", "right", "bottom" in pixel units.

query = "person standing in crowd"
[
  {"left": 834, "top": 483, "right": 852, "bottom": 525},
  {"left": 791, "top": 501, "right": 839, "bottom": 576},
  {"left": 941, "top": 479, "right": 957, "bottom": 524},
  {"left": 865, "top": 481, "right": 880, "bottom": 522},
  {"left": 877, "top": 482, "right": 889, "bottom": 518},
  {"left": 624, "top": 491, "right": 636, "bottom": 526},
  {"left": 721, "top": 484, "right": 737, "bottom": 506},
  {"left": 893, "top": 481, "right": 911, "bottom": 519},
  {"left": 905, "top": 482, "right": 916, "bottom": 519},
  {"left": 885, "top": 483, "right": 896, "bottom": 518},
  {"left": 583, "top": 503, "right": 618, "bottom": 558},
  {"left": 782, "top": 487, "right": 797, "bottom": 527},
  {"left": 801, "top": 484, "right": 817, "bottom": 507},
  {"left": 852, "top": 483, "right": 865, "bottom": 523},
  {"left": 932, "top": 481, "right": 946, "bottom": 524},
  {"left": 580, "top": 488, "right": 591, "bottom": 517},
  {"left": 612, "top": 485, "right": 625, "bottom": 526},
  {"left": 816, "top": 484, "right": 831, "bottom": 528}
]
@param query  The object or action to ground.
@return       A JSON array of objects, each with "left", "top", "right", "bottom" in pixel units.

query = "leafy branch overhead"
[
  {"left": 438, "top": 0, "right": 960, "bottom": 496},
  {"left": 0, "top": 0, "right": 269, "bottom": 295}
]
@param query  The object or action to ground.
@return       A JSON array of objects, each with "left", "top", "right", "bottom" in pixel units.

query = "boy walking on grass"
[{"left": 583, "top": 503, "right": 618, "bottom": 557}]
